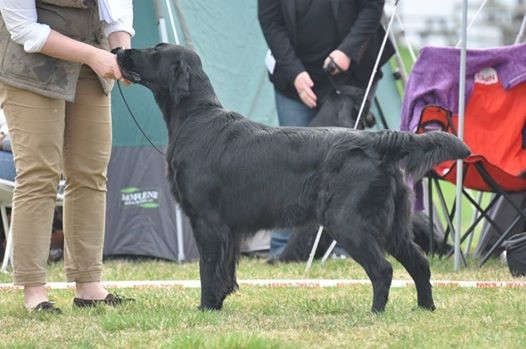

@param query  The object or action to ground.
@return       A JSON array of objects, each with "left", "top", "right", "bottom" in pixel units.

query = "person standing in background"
[
  {"left": 0, "top": 109, "right": 15, "bottom": 181},
  {"left": 0, "top": 0, "right": 134, "bottom": 313},
  {"left": 258, "top": 0, "right": 395, "bottom": 259}
]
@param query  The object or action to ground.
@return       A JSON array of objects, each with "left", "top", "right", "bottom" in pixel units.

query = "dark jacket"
[{"left": 258, "top": 0, "right": 395, "bottom": 97}]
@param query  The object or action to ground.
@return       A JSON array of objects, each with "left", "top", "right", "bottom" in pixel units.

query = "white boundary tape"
[{"left": 1, "top": 279, "right": 525, "bottom": 291}]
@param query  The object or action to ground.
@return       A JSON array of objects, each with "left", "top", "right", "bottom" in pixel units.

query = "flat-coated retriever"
[
  {"left": 276, "top": 211, "right": 452, "bottom": 264},
  {"left": 309, "top": 84, "right": 376, "bottom": 129},
  {"left": 116, "top": 44, "right": 470, "bottom": 313}
]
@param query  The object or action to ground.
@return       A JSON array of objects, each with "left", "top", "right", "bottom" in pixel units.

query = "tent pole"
[
  {"left": 454, "top": 0, "right": 468, "bottom": 272},
  {"left": 154, "top": 0, "right": 186, "bottom": 262},
  {"left": 515, "top": 13, "right": 526, "bottom": 44}
]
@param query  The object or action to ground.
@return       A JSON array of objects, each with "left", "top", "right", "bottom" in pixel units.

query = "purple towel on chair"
[{"left": 401, "top": 44, "right": 526, "bottom": 132}]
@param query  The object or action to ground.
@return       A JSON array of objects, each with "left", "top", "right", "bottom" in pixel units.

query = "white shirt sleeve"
[
  {"left": 99, "top": 0, "right": 135, "bottom": 38},
  {"left": 0, "top": 0, "right": 51, "bottom": 53},
  {"left": 0, "top": 0, "right": 134, "bottom": 54}
]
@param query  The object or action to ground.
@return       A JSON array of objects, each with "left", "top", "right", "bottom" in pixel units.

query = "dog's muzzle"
[{"left": 113, "top": 48, "right": 142, "bottom": 82}]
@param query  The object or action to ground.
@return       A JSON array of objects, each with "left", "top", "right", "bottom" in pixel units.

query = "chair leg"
[
  {"left": 433, "top": 178, "right": 459, "bottom": 257},
  {"left": 445, "top": 191, "right": 502, "bottom": 258},
  {"left": 464, "top": 191, "right": 485, "bottom": 255},
  {"left": 427, "top": 177, "right": 435, "bottom": 255},
  {"left": 473, "top": 163, "right": 526, "bottom": 267},
  {"left": 479, "top": 214, "right": 523, "bottom": 267}
]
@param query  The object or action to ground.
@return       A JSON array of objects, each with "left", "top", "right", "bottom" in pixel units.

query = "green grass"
[{"left": 1, "top": 257, "right": 524, "bottom": 348}]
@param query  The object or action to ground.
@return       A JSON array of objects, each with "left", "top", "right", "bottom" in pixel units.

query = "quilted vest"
[{"left": 0, "top": 0, "right": 113, "bottom": 102}]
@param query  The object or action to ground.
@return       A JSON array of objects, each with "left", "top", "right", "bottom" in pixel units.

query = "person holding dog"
[
  {"left": 258, "top": 0, "right": 395, "bottom": 258},
  {"left": 0, "top": 0, "right": 134, "bottom": 313}
]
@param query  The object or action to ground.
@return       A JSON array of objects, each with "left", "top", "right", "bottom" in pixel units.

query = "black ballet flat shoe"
[
  {"left": 32, "top": 301, "right": 62, "bottom": 314},
  {"left": 73, "top": 293, "right": 135, "bottom": 308}
]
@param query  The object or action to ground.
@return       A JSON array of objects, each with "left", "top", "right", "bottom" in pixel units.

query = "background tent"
[{"left": 103, "top": 0, "right": 403, "bottom": 262}]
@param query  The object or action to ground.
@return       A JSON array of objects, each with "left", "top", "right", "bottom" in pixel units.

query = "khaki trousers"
[{"left": 0, "top": 66, "right": 112, "bottom": 286}]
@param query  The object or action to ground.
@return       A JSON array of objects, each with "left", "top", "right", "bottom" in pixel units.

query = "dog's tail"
[{"left": 371, "top": 130, "right": 470, "bottom": 180}]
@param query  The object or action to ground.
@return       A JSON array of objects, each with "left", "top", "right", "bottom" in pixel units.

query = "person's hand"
[
  {"left": 86, "top": 49, "right": 124, "bottom": 81},
  {"left": 294, "top": 71, "right": 317, "bottom": 108},
  {"left": 323, "top": 50, "right": 351, "bottom": 75}
]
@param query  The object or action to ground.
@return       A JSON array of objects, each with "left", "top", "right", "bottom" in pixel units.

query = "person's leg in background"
[
  {"left": 0, "top": 150, "right": 15, "bottom": 181},
  {"left": 0, "top": 110, "right": 16, "bottom": 181},
  {"left": 0, "top": 81, "right": 65, "bottom": 309},
  {"left": 62, "top": 66, "right": 113, "bottom": 301},
  {"left": 268, "top": 91, "right": 317, "bottom": 258},
  {"left": 0, "top": 147, "right": 16, "bottom": 262}
]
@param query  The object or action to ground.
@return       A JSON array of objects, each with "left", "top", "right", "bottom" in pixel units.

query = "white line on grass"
[{"left": 1, "top": 279, "right": 525, "bottom": 290}]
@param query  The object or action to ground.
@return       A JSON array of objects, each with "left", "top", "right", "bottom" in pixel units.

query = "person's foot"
[
  {"left": 24, "top": 285, "right": 49, "bottom": 310},
  {"left": 74, "top": 281, "right": 109, "bottom": 300},
  {"left": 74, "top": 282, "right": 135, "bottom": 307},
  {"left": 73, "top": 293, "right": 135, "bottom": 308},
  {"left": 32, "top": 301, "right": 62, "bottom": 314}
]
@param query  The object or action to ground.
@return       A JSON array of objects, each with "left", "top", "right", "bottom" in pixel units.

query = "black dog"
[
  {"left": 117, "top": 44, "right": 470, "bottom": 313},
  {"left": 276, "top": 211, "right": 452, "bottom": 263},
  {"left": 309, "top": 85, "right": 376, "bottom": 129}
]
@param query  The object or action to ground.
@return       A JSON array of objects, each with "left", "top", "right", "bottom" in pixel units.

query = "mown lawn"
[{"left": 1, "top": 256, "right": 524, "bottom": 349}]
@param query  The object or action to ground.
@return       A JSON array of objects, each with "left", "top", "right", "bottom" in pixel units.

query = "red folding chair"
[{"left": 416, "top": 76, "right": 526, "bottom": 266}]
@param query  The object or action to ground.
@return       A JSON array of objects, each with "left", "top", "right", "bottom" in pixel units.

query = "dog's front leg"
[
  {"left": 198, "top": 251, "right": 224, "bottom": 310},
  {"left": 193, "top": 219, "right": 239, "bottom": 311}
]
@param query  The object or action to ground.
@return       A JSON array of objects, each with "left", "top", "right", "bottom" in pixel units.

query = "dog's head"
[
  {"left": 310, "top": 85, "right": 376, "bottom": 129},
  {"left": 116, "top": 43, "right": 210, "bottom": 106}
]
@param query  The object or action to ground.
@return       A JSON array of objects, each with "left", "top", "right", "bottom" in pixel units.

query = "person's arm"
[
  {"left": 41, "top": 30, "right": 123, "bottom": 80},
  {"left": 108, "top": 31, "right": 131, "bottom": 51},
  {"left": 258, "top": 0, "right": 316, "bottom": 107},
  {"left": 101, "top": 0, "right": 133, "bottom": 51},
  {"left": 257, "top": 0, "right": 304, "bottom": 85},
  {"left": 337, "top": 0, "right": 385, "bottom": 66},
  {"left": 0, "top": 0, "right": 132, "bottom": 80},
  {"left": 0, "top": 0, "right": 51, "bottom": 52}
]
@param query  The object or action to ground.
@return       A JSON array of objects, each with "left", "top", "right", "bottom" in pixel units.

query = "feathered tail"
[{"left": 371, "top": 130, "right": 471, "bottom": 179}]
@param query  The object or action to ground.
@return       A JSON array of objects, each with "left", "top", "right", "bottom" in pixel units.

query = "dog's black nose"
[{"left": 111, "top": 47, "right": 125, "bottom": 55}]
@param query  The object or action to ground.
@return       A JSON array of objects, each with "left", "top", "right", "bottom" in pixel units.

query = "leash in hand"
[
  {"left": 116, "top": 81, "right": 166, "bottom": 156},
  {"left": 324, "top": 57, "right": 342, "bottom": 95}
]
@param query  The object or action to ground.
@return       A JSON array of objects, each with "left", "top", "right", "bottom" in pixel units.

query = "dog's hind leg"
[
  {"left": 331, "top": 226, "right": 393, "bottom": 313},
  {"left": 388, "top": 240, "right": 436, "bottom": 311},
  {"left": 192, "top": 218, "right": 240, "bottom": 310},
  {"left": 387, "top": 180, "right": 436, "bottom": 311}
]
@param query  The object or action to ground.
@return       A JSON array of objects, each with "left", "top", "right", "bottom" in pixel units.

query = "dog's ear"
[{"left": 169, "top": 61, "right": 191, "bottom": 103}]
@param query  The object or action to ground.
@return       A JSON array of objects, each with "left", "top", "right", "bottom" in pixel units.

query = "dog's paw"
[
  {"left": 415, "top": 303, "right": 436, "bottom": 312},
  {"left": 371, "top": 306, "right": 386, "bottom": 314},
  {"left": 198, "top": 303, "right": 223, "bottom": 311}
]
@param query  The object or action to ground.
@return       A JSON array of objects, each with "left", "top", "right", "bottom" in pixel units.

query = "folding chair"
[
  {"left": 1, "top": 178, "right": 64, "bottom": 273},
  {"left": 415, "top": 73, "right": 526, "bottom": 266}
]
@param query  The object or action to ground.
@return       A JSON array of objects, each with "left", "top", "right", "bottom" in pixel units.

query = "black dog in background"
[
  {"left": 277, "top": 211, "right": 452, "bottom": 263},
  {"left": 117, "top": 44, "right": 470, "bottom": 313},
  {"left": 309, "top": 85, "right": 376, "bottom": 129}
]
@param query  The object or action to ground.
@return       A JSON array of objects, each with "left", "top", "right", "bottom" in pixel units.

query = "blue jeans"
[
  {"left": 0, "top": 150, "right": 15, "bottom": 181},
  {"left": 269, "top": 91, "right": 317, "bottom": 258}
]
